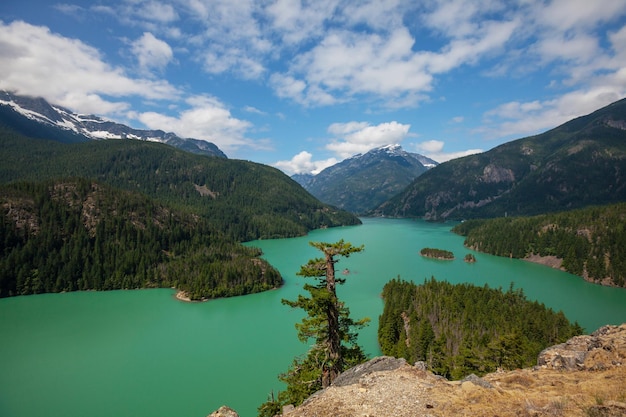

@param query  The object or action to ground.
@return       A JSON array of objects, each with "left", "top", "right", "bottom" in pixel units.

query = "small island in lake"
[
  {"left": 464, "top": 253, "right": 477, "bottom": 263},
  {"left": 420, "top": 247, "right": 454, "bottom": 260}
]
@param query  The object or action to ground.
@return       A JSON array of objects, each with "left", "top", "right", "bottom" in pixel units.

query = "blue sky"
[{"left": 1, "top": 0, "right": 626, "bottom": 174}]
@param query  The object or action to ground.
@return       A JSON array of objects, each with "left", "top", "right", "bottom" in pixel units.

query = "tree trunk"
[
  {"left": 323, "top": 250, "right": 341, "bottom": 387},
  {"left": 323, "top": 298, "right": 342, "bottom": 388}
]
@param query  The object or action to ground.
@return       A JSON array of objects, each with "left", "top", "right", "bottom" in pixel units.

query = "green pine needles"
[{"left": 258, "top": 240, "right": 369, "bottom": 416}]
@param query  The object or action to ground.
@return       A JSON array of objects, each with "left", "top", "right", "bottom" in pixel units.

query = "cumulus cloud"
[
  {"left": 136, "top": 94, "right": 253, "bottom": 152},
  {"left": 131, "top": 32, "right": 174, "bottom": 73},
  {"left": 274, "top": 151, "right": 338, "bottom": 175},
  {"left": 0, "top": 20, "right": 179, "bottom": 114},
  {"left": 267, "top": 0, "right": 339, "bottom": 45}
]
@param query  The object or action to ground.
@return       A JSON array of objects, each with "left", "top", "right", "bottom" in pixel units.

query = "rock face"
[
  {"left": 332, "top": 356, "right": 407, "bottom": 387},
  {"left": 207, "top": 405, "right": 239, "bottom": 417},
  {"left": 537, "top": 324, "right": 626, "bottom": 370},
  {"left": 279, "top": 324, "right": 626, "bottom": 417}
]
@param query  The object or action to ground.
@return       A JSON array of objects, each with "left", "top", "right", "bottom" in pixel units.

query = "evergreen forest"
[
  {"left": 420, "top": 247, "right": 454, "bottom": 259},
  {"left": 0, "top": 178, "right": 282, "bottom": 299},
  {"left": 0, "top": 128, "right": 360, "bottom": 241},
  {"left": 452, "top": 203, "right": 626, "bottom": 287},
  {"left": 378, "top": 278, "right": 582, "bottom": 380}
]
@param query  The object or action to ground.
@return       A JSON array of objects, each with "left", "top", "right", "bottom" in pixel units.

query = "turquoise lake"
[{"left": 1, "top": 217, "right": 625, "bottom": 417}]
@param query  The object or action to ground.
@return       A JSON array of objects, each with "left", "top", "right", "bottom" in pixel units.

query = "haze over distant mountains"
[
  {"left": 294, "top": 144, "right": 438, "bottom": 214},
  {"left": 0, "top": 90, "right": 226, "bottom": 158}
]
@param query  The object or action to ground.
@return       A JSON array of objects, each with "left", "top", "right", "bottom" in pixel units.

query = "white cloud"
[
  {"left": 0, "top": 20, "right": 179, "bottom": 115},
  {"left": 134, "top": 2, "right": 179, "bottom": 23},
  {"left": 480, "top": 87, "right": 624, "bottom": 140},
  {"left": 278, "top": 28, "right": 435, "bottom": 106},
  {"left": 131, "top": 32, "right": 174, "bottom": 73},
  {"left": 413, "top": 140, "right": 482, "bottom": 163},
  {"left": 136, "top": 94, "right": 253, "bottom": 152},
  {"left": 326, "top": 121, "right": 411, "bottom": 158},
  {"left": 243, "top": 105, "right": 266, "bottom": 115},
  {"left": 267, "top": 0, "right": 340, "bottom": 45},
  {"left": 183, "top": 0, "right": 270, "bottom": 79},
  {"left": 415, "top": 140, "right": 444, "bottom": 153},
  {"left": 535, "top": 0, "right": 626, "bottom": 32},
  {"left": 272, "top": 7, "right": 518, "bottom": 107},
  {"left": 274, "top": 151, "right": 338, "bottom": 175}
]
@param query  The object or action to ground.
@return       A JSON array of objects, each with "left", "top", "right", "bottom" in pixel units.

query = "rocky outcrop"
[
  {"left": 278, "top": 324, "right": 626, "bottom": 417},
  {"left": 206, "top": 405, "right": 239, "bottom": 417},
  {"left": 210, "top": 325, "right": 626, "bottom": 417},
  {"left": 537, "top": 324, "right": 626, "bottom": 371},
  {"left": 332, "top": 356, "right": 407, "bottom": 387}
]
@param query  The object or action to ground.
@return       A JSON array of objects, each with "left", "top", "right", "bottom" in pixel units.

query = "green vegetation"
[
  {"left": 464, "top": 253, "right": 476, "bottom": 263},
  {"left": 378, "top": 278, "right": 582, "bottom": 380},
  {"left": 452, "top": 203, "right": 626, "bottom": 287},
  {"left": 0, "top": 126, "right": 359, "bottom": 299},
  {"left": 0, "top": 129, "right": 360, "bottom": 241},
  {"left": 258, "top": 240, "right": 369, "bottom": 416},
  {"left": 0, "top": 178, "right": 281, "bottom": 299},
  {"left": 420, "top": 247, "right": 454, "bottom": 260}
]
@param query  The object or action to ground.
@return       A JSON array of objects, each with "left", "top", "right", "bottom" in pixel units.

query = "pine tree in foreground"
[{"left": 258, "top": 240, "right": 369, "bottom": 416}]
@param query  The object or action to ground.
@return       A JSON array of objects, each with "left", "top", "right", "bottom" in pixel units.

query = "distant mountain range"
[
  {"left": 373, "top": 98, "right": 626, "bottom": 220},
  {"left": 295, "top": 144, "right": 438, "bottom": 214},
  {"left": 0, "top": 90, "right": 226, "bottom": 158}
]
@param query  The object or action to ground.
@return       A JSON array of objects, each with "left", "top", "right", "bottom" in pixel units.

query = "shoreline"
[{"left": 174, "top": 289, "right": 201, "bottom": 303}]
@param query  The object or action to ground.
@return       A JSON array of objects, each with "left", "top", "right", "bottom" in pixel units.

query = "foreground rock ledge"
[{"left": 209, "top": 324, "right": 626, "bottom": 417}]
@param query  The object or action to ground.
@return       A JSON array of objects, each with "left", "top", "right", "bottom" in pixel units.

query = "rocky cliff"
[{"left": 209, "top": 324, "right": 626, "bottom": 417}]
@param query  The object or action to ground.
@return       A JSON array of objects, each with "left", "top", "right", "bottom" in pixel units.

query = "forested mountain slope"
[
  {"left": 453, "top": 203, "right": 626, "bottom": 287},
  {"left": 0, "top": 178, "right": 281, "bottom": 299},
  {"left": 0, "top": 127, "right": 360, "bottom": 241},
  {"left": 373, "top": 98, "right": 626, "bottom": 220}
]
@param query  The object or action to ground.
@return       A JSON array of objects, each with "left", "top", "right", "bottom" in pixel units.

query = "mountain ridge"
[
  {"left": 0, "top": 90, "right": 226, "bottom": 157},
  {"left": 373, "top": 97, "right": 626, "bottom": 220}
]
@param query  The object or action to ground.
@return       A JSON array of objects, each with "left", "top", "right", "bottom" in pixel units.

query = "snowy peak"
[
  {"left": 347, "top": 144, "right": 438, "bottom": 168},
  {"left": 0, "top": 90, "right": 226, "bottom": 158},
  {"left": 295, "top": 144, "right": 438, "bottom": 214}
]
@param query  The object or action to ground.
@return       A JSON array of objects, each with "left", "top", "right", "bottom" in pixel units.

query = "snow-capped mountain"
[
  {"left": 0, "top": 90, "right": 226, "bottom": 158},
  {"left": 295, "top": 144, "right": 438, "bottom": 214}
]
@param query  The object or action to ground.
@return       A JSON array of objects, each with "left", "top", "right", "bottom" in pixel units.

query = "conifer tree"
[{"left": 258, "top": 240, "right": 369, "bottom": 416}]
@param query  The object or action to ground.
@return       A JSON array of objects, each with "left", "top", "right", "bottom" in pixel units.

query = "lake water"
[{"left": 1, "top": 218, "right": 625, "bottom": 417}]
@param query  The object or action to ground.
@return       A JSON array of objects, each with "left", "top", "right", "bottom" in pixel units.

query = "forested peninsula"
[
  {"left": 452, "top": 203, "right": 626, "bottom": 287},
  {"left": 0, "top": 127, "right": 362, "bottom": 299},
  {"left": 378, "top": 278, "right": 582, "bottom": 380},
  {"left": 0, "top": 178, "right": 281, "bottom": 299}
]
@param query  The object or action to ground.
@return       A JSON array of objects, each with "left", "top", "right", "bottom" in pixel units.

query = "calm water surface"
[{"left": 1, "top": 218, "right": 625, "bottom": 417}]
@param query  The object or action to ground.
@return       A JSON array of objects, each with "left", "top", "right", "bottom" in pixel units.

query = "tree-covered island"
[{"left": 420, "top": 247, "right": 454, "bottom": 260}]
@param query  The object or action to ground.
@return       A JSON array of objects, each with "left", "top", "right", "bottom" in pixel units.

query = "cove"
[{"left": 1, "top": 218, "right": 626, "bottom": 417}]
